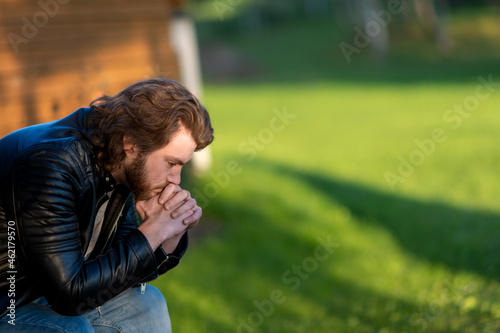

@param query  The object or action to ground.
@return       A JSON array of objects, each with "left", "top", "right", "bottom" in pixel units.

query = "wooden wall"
[{"left": 0, "top": 0, "right": 182, "bottom": 137}]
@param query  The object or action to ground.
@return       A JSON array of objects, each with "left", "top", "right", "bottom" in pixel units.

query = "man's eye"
[{"left": 168, "top": 162, "right": 176, "bottom": 167}]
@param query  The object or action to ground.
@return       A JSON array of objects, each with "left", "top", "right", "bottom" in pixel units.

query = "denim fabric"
[{"left": 0, "top": 285, "right": 171, "bottom": 332}]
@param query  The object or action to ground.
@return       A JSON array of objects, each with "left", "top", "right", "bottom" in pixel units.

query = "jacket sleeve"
[
  {"left": 116, "top": 195, "right": 189, "bottom": 276},
  {"left": 11, "top": 145, "right": 163, "bottom": 315}
]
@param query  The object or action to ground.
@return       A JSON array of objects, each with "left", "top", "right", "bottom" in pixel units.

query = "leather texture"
[{"left": 0, "top": 108, "right": 187, "bottom": 316}]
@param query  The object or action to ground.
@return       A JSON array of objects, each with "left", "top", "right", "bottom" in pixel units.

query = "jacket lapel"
[{"left": 88, "top": 184, "right": 131, "bottom": 259}]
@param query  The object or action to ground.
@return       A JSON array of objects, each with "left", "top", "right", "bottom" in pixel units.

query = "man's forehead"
[{"left": 159, "top": 130, "right": 196, "bottom": 162}]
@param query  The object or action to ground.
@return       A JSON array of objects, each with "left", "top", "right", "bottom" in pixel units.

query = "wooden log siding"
[{"left": 0, "top": 0, "right": 181, "bottom": 137}]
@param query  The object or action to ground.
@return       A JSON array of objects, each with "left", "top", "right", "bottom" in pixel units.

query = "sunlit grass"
[
  {"left": 153, "top": 79, "right": 500, "bottom": 332},
  {"left": 152, "top": 8, "right": 500, "bottom": 333}
]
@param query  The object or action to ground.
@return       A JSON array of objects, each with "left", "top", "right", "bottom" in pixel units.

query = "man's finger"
[
  {"left": 171, "top": 198, "right": 197, "bottom": 219},
  {"left": 158, "top": 183, "right": 181, "bottom": 205},
  {"left": 183, "top": 207, "right": 202, "bottom": 226},
  {"left": 163, "top": 189, "right": 191, "bottom": 211}
]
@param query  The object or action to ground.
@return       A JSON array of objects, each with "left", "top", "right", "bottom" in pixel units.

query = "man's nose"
[{"left": 166, "top": 170, "right": 181, "bottom": 185}]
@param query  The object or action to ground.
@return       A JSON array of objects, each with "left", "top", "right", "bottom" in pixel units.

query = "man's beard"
[{"left": 124, "top": 152, "right": 153, "bottom": 201}]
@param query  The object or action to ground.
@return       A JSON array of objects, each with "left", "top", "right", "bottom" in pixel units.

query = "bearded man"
[{"left": 0, "top": 78, "right": 214, "bottom": 332}]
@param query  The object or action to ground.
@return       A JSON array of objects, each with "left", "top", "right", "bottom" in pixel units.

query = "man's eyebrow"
[{"left": 164, "top": 156, "right": 188, "bottom": 166}]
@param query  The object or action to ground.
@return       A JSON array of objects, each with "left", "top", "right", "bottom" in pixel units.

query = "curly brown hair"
[{"left": 89, "top": 78, "right": 214, "bottom": 172}]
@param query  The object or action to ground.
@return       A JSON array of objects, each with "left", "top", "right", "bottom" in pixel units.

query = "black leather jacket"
[{"left": 0, "top": 108, "right": 187, "bottom": 317}]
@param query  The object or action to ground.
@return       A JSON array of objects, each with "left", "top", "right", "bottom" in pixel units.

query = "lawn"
[{"left": 152, "top": 7, "right": 500, "bottom": 333}]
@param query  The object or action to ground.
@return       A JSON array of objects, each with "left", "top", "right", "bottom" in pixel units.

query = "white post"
[{"left": 169, "top": 10, "right": 212, "bottom": 176}]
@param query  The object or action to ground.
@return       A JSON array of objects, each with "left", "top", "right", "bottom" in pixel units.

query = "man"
[{"left": 0, "top": 78, "right": 214, "bottom": 332}]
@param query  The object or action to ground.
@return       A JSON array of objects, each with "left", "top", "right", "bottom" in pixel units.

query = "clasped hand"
[{"left": 136, "top": 184, "right": 201, "bottom": 252}]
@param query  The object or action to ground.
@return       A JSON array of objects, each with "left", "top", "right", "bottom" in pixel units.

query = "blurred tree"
[
  {"left": 335, "top": 0, "right": 453, "bottom": 64},
  {"left": 334, "top": 0, "right": 389, "bottom": 64},
  {"left": 412, "top": 0, "right": 453, "bottom": 56}
]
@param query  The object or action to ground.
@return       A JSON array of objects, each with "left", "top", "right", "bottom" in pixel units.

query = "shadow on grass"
[
  {"left": 184, "top": 194, "right": 426, "bottom": 332},
  {"left": 168, "top": 155, "right": 500, "bottom": 331},
  {"left": 176, "top": 162, "right": 489, "bottom": 332},
  {"left": 253, "top": 159, "right": 500, "bottom": 281}
]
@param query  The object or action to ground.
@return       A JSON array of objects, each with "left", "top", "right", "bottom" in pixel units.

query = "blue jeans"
[{"left": 0, "top": 285, "right": 172, "bottom": 332}]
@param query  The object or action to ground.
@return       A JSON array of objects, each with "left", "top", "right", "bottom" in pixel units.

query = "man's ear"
[{"left": 123, "top": 135, "right": 137, "bottom": 156}]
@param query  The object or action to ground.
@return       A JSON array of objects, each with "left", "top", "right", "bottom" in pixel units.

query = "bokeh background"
[{"left": 2, "top": 0, "right": 500, "bottom": 332}]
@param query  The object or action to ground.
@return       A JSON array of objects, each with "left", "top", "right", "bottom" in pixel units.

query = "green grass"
[{"left": 152, "top": 8, "right": 500, "bottom": 333}]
